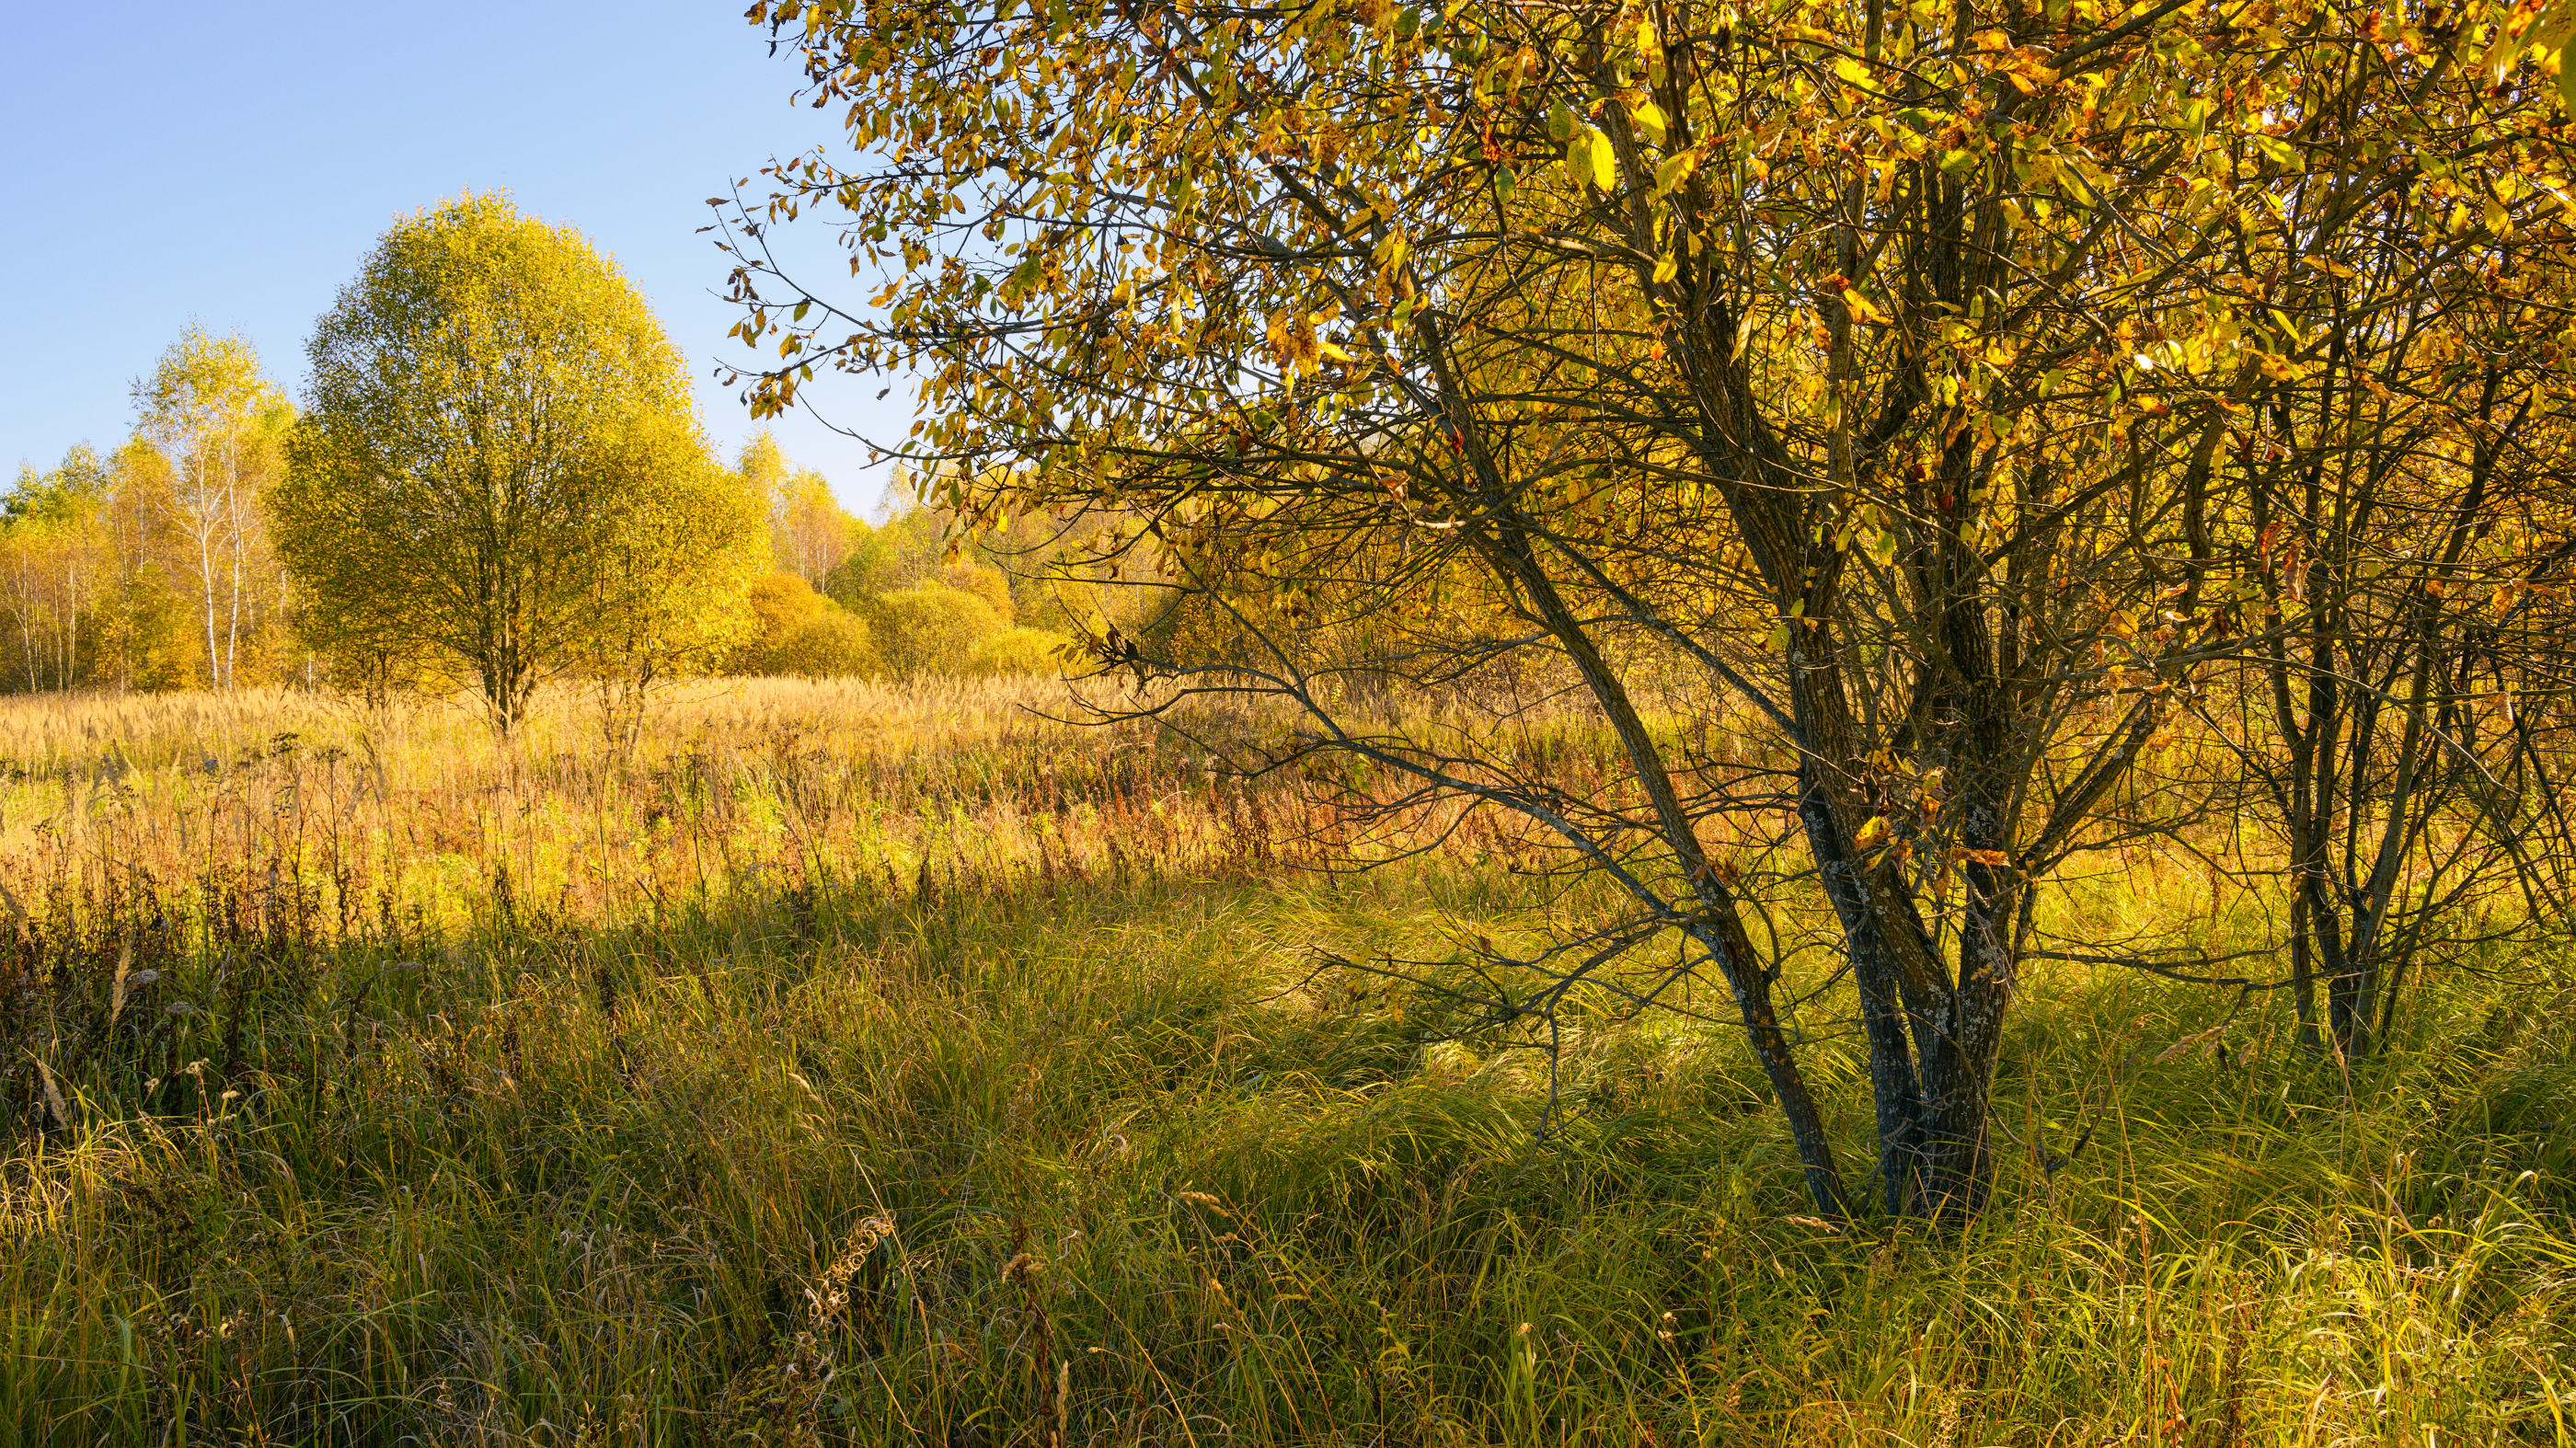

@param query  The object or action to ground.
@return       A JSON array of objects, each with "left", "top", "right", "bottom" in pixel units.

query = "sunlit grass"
[{"left": 2, "top": 680, "right": 2570, "bottom": 1445}]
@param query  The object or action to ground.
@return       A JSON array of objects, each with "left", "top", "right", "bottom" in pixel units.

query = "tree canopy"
[
  {"left": 276, "top": 193, "right": 765, "bottom": 730},
  {"left": 132, "top": 327, "right": 293, "bottom": 693},
  {"left": 717, "top": 0, "right": 2576, "bottom": 1219}
]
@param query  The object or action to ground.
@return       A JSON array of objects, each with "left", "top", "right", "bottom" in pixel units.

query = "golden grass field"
[{"left": 2, "top": 678, "right": 2572, "bottom": 1445}]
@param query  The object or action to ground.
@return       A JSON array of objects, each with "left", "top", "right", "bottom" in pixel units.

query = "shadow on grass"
[{"left": 3, "top": 862, "right": 2573, "bottom": 1446}]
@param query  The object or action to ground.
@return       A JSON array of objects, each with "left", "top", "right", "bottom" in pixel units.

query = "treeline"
[
  {"left": 3, "top": 332, "right": 296, "bottom": 695},
  {"left": 720, "top": 439, "right": 1106, "bottom": 684},
  {"left": 1, "top": 350, "right": 1107, "bottom": 698}
]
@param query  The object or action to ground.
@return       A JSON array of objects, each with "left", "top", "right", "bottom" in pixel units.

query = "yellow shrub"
[{"left": 966, "top": 626, "right": 1070, "bottom": 677}]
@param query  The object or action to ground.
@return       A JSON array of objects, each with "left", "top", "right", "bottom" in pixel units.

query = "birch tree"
[
  {"left": 0, "top": 448, "right": 109, "bottom": 692},
  {"left": 131, "top": 327, "right": 290, "bottom": 690}
]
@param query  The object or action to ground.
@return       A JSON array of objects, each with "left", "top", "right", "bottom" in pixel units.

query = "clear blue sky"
[{"left": 2, "top": 2, "right": 903, "bottom": 512}]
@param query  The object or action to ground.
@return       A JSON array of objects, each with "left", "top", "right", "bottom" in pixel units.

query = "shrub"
[
  {"left": 728, "top": 572, "right": 831, "bottom": 673},
  {"left": 966, "top": 626, "right": 1070, "bottom": 677},
  {"left": 771, "top": 611, "right": 881, "bottom": 678},
  {"left": 940, "top": 561, "right": 1017, "bottom": 623},
  {"left": 868, "top": 585, "right": 1004, "bottom": 680}
]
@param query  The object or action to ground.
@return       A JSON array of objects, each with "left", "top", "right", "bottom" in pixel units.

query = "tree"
[
  {"left": 277, "top": 193, "right": 764, "bottom": 731},
  {"left": 132, "top": 327, "right": 292, "bottom": 691},
  {"left": 738, "top": 431, "right": 866, "bottom": 586},
  {"left": 0, "top": 448, "right": 109, "bottom": 693},
  {"left": 90, "top": 441, "right": 193, "bottom": 693},
  {"left": 721, "top": 0, "right": 2576, "bottom": 1219},
  {"left": 0, "top": 436, "right": 241, "bottom": 696},
  {"left": 2215, "top": 242, "right": 2576, "bottom": 1063}
]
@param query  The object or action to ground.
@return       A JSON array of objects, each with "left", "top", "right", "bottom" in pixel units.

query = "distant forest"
[{"left": 0, "top": 338, "right": 1124, "bottom": 698}]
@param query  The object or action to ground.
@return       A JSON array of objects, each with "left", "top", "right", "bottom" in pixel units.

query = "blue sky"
[{"left": 2, "top": 2, "right": 903, "bottom": 512}]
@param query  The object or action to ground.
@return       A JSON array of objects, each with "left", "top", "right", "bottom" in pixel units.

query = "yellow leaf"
[
  {"left": 1583, "top": 124, "right": 1616, "bottom": 190},
  {"left": 1628, "top": 98, "right": 1670, "bottom": 145},
  {"left": 2003, "top": 60, "right": 2057, "bottom": 95},
  {"left": 1834, "top": 55, "right": 1875, "bottom": 90},
  {"left": 1853, "top": 815, "right": 1892, "bottom": 849},
  {"left": 2486, "top": 19, "right": 2530, "bottom": 86},
  {"left": 1652, "top": 253, "right": 1678, "bottom": 283},
  {"left": 1841, "top": 287, "right": 1892, "bottom": 326}
]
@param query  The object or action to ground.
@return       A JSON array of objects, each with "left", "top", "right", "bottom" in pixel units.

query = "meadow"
[{"left": 2, "top": 678, "right": 2571, "bottom": 1445}]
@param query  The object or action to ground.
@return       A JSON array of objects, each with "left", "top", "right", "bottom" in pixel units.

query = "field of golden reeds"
[{"left": 3, "top": 678, "right": 2572, "bottom": 1446}]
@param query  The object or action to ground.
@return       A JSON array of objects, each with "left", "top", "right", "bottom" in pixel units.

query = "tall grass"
[{"left": 2, "top": 680, "right": 2570, "bottom": 1444}]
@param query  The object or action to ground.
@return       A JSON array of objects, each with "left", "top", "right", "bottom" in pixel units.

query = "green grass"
[{"left": 3, "top": 683, "right": 2572, "bottom": 1445}]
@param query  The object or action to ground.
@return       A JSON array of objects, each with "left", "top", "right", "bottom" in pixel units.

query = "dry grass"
[
  {"left": 0, "top": 673, "right": 1632, "bottom": 968},
  {"left": 1, "top": 679, "right": 2571, "bottom": 1446},
  {"left": 0, "top": 677, "right": 1327, "bottom": 935}
]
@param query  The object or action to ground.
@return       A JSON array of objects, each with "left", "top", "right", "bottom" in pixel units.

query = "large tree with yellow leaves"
[
  {"left": 717, "top": 0, "right": 2576, "bottom": 1218},
  {"left": 279, "top": 195, "right": 762, "bottom": 731}
]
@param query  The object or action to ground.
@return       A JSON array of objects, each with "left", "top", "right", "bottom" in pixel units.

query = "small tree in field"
[
  {"left": 276, "top": 193, "right": 761, "bottom": 731},
  {"left": 719, "top": 0, "right": 2576, "bottom": 1221}
]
